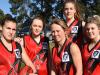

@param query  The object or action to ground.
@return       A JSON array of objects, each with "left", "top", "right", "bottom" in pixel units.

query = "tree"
[
  {"left": 0, "top": 9, "right": 5, "bottom": 21},
  {"left": 93, "top": 0, "right": 100, "bottom": 15},
  {"left": 9, "top": 0, "right": 85, "bottom": 34},
  {"left": 81, "top": 0, "right": 100, "bottom": 20},
  {"left": 9, "top": 0, "right": 61, "bottom": 31}
]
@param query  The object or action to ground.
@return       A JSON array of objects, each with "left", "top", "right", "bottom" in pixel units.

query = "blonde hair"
[
  {"left": 85, "top": 15, "right": 100, "bottom": 28},
  {"left": 50, "top": 18, "right": 67, "bottom": 31},
  {"left": 50, "top": 18, "right": 69, "bottom": 39}
]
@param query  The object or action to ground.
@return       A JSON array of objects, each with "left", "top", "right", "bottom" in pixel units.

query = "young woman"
[
  {"left": 64, "top": 0, "right": 84, "bottom": 48},
  {"left": 0, "top": 15, "right": 36, "bottom": 75},
  {"left": 82, "top": 15, "right": 100, "bottom": 75},
  {"left": 15, "top": 16, "right": 50, "bottom": 75},
  {"left": 50, "top": 18, "right": 83, "bottom": 75}
]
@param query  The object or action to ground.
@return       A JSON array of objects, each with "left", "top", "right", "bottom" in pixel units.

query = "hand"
[
  {"left": 29, "top": 73, "right": 38, "bottom": 75},
  {"left": 14, "top": 37, "right": 23, "bottom": 46},
  {"left": 14, "top": 37, "right": 22, "bottom": 43},
  {"left": 31, "top": 66, "right": 37, "bottom": 74},
  {"left": 51, "top": 70, "right": 56, "bottom": 75}
]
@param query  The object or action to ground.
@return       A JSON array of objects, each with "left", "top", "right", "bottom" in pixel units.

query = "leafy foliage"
[
  {"left": 81, "top": 0, "right": 100, "bottom": 16},
  {"left": 0, "top": 9, "right": 5, "bottom": 24},
  {"left": 9, "top": 0, "right": 100, "bottom": 33}
]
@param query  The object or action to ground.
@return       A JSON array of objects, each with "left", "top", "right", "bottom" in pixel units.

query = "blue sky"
[{"left": 0, "top": 0, "right": 11, "bottom": 14}]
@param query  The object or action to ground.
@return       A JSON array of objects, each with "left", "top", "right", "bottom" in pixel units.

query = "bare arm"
[
  {"left": 15, "top": 37, "right": 37, "bottom": 74},
  {"left": 51, "top": 70, "right": 56, "bottom": 75},
  {"left": 21, "top": 46, "right": 36, "bottom": 73},
  {"left": 70, "top": 43, "right": 83, "bottom": 75}
]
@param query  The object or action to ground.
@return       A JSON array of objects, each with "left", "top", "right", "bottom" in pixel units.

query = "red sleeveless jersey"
[
  {"left": 66, "top": 19, "right": 83, "bottom": 48},
  {"left": 0, "top": 40, "right": 19, "bottom": 75},
  {"left": 52, "top": 39, "right": 75, "bottom": 75},
  {"left": 82, "top": 41, "right": 100, "bottom": 75},
  {"left": 20, "top": 35, "right": 48, "bottom": 75}
]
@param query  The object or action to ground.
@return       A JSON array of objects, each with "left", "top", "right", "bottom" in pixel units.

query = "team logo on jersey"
[
  {"left": 62, "top": 51, "right": 70, "bottom": 62},
  {"left": 91, "top": 50, "right": 100, "bottom": 59},
  {"left": 71, "top": 26, "right": 78, "bottom": 34},
  {"left": 14, "top": 49, "right": 21, "bottom": 59}
]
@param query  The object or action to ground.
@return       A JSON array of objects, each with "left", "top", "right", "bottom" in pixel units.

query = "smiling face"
[
  {"left": 31, "top": 19, "right": 43, "bottom": 37},
  {"left": 64, "top": 2, "right": 76, "bottom": 19},
  {"left": 2, "top": 21, "right": 16, "bottom": 41},
  {"left": 51, "top": 23, "right": 66, "bottom": 43},
  {"left": 85, "top": 23, "right": 99, "bottom": 40}
]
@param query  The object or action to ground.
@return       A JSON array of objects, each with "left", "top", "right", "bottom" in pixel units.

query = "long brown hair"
[
  {"left": 64, "top": 0, "right": 81, "bottom": 20},
  {"left": 29, "top": 15, "right": 45, "bottom": 34}
]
